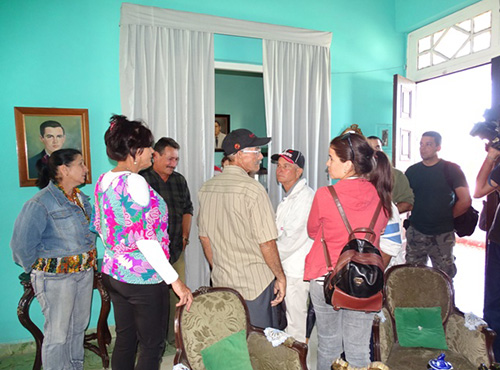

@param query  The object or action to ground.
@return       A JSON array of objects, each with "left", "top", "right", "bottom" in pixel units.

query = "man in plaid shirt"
[{"left": 140, "top": 137, "right": 193, "bottom": 344}]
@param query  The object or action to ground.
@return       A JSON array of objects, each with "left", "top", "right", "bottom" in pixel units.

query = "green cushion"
[
  {"left": 394, "top": 307, "right": 448, "bottom": 350},
  {"left": 201, "top": 330, "right": 253, "bottom": 370}
]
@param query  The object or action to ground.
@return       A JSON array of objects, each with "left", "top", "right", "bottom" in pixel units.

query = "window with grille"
[{"left": 407, "top": 0, "right": 500, "bottom": 81}]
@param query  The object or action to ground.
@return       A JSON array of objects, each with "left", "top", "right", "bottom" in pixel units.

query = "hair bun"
[{"left": 109, "top": 116, "right": 119, "bottom": 131}]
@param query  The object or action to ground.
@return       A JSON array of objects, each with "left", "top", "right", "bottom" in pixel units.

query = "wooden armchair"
[
  {"left": 373, "top": 264, "right": 496, "bottom": 370},
  {"left": 174, "top": 286, "right": 308, "bottom": 370}
]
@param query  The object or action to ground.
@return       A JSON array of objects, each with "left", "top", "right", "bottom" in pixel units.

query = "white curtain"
[
  {"left": 120, "top": 15, "right": 213, "bottom": 290},
  {"left": 119, "top": 3, "right": 332, "bottom": 289},
  {"left": 263, "top": 40, "right": 331, "bottom": 207}
]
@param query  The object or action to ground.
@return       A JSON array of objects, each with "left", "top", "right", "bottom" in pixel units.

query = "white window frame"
[{"left": 407, "top": 0, "right": 500, "bottom": 81}]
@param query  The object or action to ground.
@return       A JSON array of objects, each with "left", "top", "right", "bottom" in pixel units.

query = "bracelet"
[
  {"left": 182, "top": 236, "right": 190, "bottom": 245},
  {"left": 487, "top": 155, "right": 498, "bottom": 162}
]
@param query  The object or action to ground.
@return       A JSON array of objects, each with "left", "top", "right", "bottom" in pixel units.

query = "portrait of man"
[
  {"left": 215, "top": 120, "right": 226, "bottom": 149},
  {"left": 27, "top": 120, "right": 66, "bottom": 179},
  {"left": 214, "top": 115, "right": 230, "bottom": 151},
  {"left": 15, "top": 107, "right": 91, "bottom": 187}
]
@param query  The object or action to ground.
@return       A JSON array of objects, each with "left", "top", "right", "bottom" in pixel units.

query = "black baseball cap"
[
  {"left": 271, "top": 149, "right": 305, "bottom": 169},
  {"left": 222, "top": 129, "right": 271, "bottom": 155}
]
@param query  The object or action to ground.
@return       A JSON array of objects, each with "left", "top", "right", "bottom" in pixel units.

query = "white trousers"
[{"left": 284, "top": 276, "right": 310, "bottom": 342}]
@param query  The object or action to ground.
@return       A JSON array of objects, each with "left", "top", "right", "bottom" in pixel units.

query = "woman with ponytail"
[
  {"left": 305, "top": 133, "right": 393, "bottom": 369},
  {"left": 11, "top": 149, "right": 95, "bottom": 370}
]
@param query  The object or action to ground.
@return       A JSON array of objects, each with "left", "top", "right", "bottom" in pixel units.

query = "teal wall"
[
  {"left": 329, "top": 0, "right": 404, "bottom": 143},
  {"left": 395, "top": 0, "right": 481, "bottom": 32},
  {"left": 0, "top": 0, "right": 466, "bottom": 343},
  {"left": 215, "top": 70, "right": 266, "bottom": 166}
]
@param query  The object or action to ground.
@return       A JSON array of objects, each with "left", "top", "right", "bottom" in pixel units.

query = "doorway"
[{"left": 415, "top": 64, "right": 492, "bottom": 316}]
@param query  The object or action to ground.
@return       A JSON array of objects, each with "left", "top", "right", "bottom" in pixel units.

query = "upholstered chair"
[
  {"left": 174, "top": 286, "right": 308, "bottom": 370},
  {"left": 373, "top": 264, "right": 496, "bottom": 370}
]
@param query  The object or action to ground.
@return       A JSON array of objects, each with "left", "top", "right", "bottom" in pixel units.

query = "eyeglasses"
[
  {"left": 340, "top": 133, "right": 355, "bottom": 160},
  {"left": 240, "top": 148, "right": 262, "bottom": 154}
]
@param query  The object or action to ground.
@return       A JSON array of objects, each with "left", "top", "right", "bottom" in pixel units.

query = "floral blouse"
[{"left": 92, "top": 172, "right": 170, "bottom": 284}]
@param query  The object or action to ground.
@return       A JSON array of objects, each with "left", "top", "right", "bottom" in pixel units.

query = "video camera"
[{"left": 470, "top": 106, "right": 500, "bottom": 149}]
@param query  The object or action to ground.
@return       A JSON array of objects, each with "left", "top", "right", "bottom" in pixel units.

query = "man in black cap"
[
  {"left": 198, "top": 129, "right": 286, "bottom": 329},
  {"left": 272, "top": 149, "right": 314, "bottom": 342}
]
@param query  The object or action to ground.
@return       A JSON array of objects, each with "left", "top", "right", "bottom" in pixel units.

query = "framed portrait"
[
  {"left": 377, "top": 124, "right": 392, "bottom": 149},
  {"left": 14, "top": 107, "right": 92, "bottom": 187},
  {"left": 215, "top": 114, "right": 230, "bottom": 152}
]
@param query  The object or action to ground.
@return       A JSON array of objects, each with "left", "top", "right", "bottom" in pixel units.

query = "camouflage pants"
[{"left": 406, "top": 225, "right": 457, "bottom": 278}]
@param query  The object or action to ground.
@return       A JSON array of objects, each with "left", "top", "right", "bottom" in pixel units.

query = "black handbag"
[
  {"left": 443, "top": 160, "right": 479, "bottom": 237},
  {"left": 454, "top": 206, "right": 479, "bottom": 237}
]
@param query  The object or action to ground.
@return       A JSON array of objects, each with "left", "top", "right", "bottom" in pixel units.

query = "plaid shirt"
[{"left": 140, "top": 167, "right": 193, "bottom": 263}]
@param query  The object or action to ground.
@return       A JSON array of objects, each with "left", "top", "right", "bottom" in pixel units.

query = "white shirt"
[
  {"left": 380, "top": 203, "right": 404, "bottom": 269},
  {"left": 215, "top": 132, "right": 226, "bottom": 148},
  {"left": 276, "top": 178, "right": 315, "bottom": 278}
]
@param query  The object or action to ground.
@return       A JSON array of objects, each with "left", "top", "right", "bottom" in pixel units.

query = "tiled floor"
[{"left": 0, "top": 340, "right": 177, "bottom": 370}]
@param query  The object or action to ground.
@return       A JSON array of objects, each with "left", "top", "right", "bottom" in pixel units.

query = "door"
[{"left": 392, "top": 75, "right": 417, "bottom": 172}]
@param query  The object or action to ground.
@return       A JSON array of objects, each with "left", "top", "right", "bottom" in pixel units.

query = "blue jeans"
[
  {"left": 31, "top": 268, "right": 94, "bottom": 370},
  {"left": 310, "top": 280, "right": 374, "bottom": 369}
]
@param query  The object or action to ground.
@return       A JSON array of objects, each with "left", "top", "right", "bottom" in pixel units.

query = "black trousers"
[
  {"left": 102, "top": 274, "right": 170, "bottom": 370},
  {"left": 484, "top": 240, "right": 500, "bottom": 361},
  {"left": 245, "top": 280, "right": 287, "bottom": 330}
]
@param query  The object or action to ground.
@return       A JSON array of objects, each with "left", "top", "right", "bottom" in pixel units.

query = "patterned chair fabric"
[
  {"left": 373, "top": 264, "right": 496, "bottom": 370},
  {"left": 174, "top": 286, "right": 308, "bottom": 370}
]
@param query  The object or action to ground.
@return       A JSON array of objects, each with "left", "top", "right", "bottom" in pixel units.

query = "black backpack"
[{"left": 322, "top": 186, "right": 385, "bottom": 312}]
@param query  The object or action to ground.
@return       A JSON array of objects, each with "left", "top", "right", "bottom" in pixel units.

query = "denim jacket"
[{"left": 11, "top": 181, "right": 96, "bottom": 273}]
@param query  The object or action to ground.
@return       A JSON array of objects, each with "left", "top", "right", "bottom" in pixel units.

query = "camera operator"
[{"left": 475, "top": 145, "right": 500, "bottom": 360}]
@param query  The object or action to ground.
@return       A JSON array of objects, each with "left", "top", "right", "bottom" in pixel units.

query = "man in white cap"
[
  {"left": 198, "top": 129, "right": 286, "bottom": 329},
  {"left": 272, "top": 149, "right": 314, "bottom": 342}
]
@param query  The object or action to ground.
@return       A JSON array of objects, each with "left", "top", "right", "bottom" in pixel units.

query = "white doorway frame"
[{"left": 215, "top": 61, "right": 263, "bottom": 73}]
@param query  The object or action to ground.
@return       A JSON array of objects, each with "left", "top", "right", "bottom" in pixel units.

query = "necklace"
[{"left": 55, "top": 183, "right": 90, "bottom": 222}]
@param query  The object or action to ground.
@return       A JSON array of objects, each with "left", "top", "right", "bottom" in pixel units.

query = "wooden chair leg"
[
  {"left": 17, "top": 270, "right": 112, "bottom": 369},
  {"left": 17, "top": 274, "right": 43, "bottom": 370},
  {"left": 84, "top": 271, "right": 111, "bottom": 368},
  {"left": 95, "top": 272, "right": 111, "bottom": 368}
]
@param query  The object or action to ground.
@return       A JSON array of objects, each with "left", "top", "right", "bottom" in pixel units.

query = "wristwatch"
[{"left": 182, "top": 236, "right": 190, "bottom": 245}]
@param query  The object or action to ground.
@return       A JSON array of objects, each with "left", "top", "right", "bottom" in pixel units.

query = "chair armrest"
[
  {"left": 445, "top": 311, "right": 496, "bottom": 367},
  {"left": 247, "top": 326, "right": 308, "bottom": 370},
  {"left": 373, "top": 307, "right": 394, "bottom": 363}
]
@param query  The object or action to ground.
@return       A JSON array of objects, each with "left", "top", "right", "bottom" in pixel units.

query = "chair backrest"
[
  {"left": 384, "top": 264, "right": 454, "bottom": 324},
  {"left": 174, "top": 287, "right": 250, "bottom": 370}
]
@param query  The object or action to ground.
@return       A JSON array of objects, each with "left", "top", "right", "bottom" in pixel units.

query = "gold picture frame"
[
  {"left": 14, "top": 107, "right": 92, "bottom": 187},
  {"left": 215, "top": 114, "right": 230, "bottom": 152}
]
